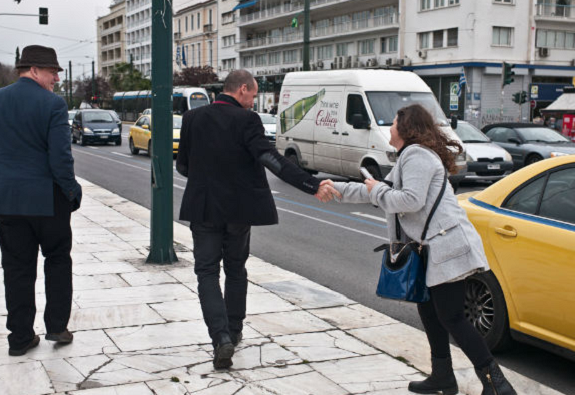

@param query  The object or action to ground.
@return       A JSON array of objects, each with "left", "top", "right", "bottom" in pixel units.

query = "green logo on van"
[{"left": 279, "top": 89, "right": 326, "bottom": 134}]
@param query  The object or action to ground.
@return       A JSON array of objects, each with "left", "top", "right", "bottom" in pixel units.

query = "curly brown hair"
[{"left": 395, "top": 104, "right": 463, "bottom": 174}]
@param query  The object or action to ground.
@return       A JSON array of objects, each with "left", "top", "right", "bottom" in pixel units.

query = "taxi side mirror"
[{"left": 142, "top": 125, "right": 149, "bottom": 130}]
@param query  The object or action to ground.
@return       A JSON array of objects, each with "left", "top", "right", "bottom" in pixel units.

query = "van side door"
[
  {"left": 341, "top": 90, "right": 371, "bottom": 178},
  {"left": 313, "top": 89, "right": 343, "bottom": 175}
]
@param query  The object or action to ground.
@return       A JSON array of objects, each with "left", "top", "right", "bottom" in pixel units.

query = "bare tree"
[{"left": 0, "top": 62, "right": 18, "bottom": 88}]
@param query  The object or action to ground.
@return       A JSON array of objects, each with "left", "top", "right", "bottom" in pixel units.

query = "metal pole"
[
  {"left": 303, "top": 0, "right": 310, "bottom": 71},
  {"left": 147, "top": 0, "right": 177, "bottom": 264},
  {"left": 68, "top": 60, "right": 72, "bottom": 108},
  {"left": 91, "top": 60, "right": 95, "bottom": 103}
]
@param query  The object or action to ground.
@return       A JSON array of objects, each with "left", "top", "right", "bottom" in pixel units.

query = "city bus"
[{"left": 112, "top": 86, "right": 210, "bottom": 121}]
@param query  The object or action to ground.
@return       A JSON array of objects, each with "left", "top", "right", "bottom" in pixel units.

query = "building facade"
[
  {"left": 218, "top": 0, "right": 240, "bottom": 79},
  {"left": 174, "top": 0, "right": 218, "bottom": 73},
  {"left": 125, "top": 0, "right": 152, "bottom": 77},
  {"left": 97, "top": 0, "right": 126, "bottom": 78},
  {"left": 234, "top": 0, "right": 575, "bottom": 124}
]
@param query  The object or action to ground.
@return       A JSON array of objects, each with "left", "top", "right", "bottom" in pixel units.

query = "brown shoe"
[
  {"left": 45, "top": 329, "right": 73, "bottom": 344},
  {"left": 9, "top": 335, "right": 40, "bottom": 356}
]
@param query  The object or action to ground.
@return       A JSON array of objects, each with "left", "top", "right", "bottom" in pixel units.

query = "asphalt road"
[{"left": 71, "top": 126, "right": 575, "bottom": 394}]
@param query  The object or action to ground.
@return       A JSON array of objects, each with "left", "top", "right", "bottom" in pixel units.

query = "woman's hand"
[{"left": 364, "top": 178, "right": 380, "bottom": 193}]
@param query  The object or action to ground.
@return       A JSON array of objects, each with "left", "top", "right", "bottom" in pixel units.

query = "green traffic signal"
[
  {"left": 39, "top": 7, "right": 48, "bottom": 25},
  {"left": 502, "top": 61, "right": 515, "bottom": 87}
]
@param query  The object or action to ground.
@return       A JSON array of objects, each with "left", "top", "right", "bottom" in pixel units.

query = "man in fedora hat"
[{"left": 0, "top": 45, "right": 82, "bottom": 356}]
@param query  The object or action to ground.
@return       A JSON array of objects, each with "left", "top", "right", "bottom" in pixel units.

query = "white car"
[
  {"left": 258, "top": 113, "right": 276, "bottom": 143},
  {"left": 454, "top": 121, "right": 513, "bottom": 182}
]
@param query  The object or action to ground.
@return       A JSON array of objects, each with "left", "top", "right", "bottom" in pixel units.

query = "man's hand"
[
  {"left": 315, "top": 179, "right": 341, "bottom": 202},
  {"left": 364, "top": 178, "right": 380, "bottom": 193}
]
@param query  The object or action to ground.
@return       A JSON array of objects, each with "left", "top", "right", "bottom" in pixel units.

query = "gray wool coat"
[{"left": 333, "top": 144, "right": 489, "bottom": 287}]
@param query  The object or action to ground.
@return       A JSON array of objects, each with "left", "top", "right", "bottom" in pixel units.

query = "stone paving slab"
[{"left": 0, "top": 178, "right": 565, "bottom": 395}]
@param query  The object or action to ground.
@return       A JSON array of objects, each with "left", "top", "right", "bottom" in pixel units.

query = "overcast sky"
[{"left": 0, "top": 0, "right": 114, "bottom": 80}]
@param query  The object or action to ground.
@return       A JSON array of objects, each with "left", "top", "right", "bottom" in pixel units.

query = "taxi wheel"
[
  {"left": 366, "top": 164, "right": 383, "bottom": 181},
  {"left": 464, "top": 272, "right": 513, "bottom": 352},
  {"left": 129, "top": 138, "right": 139, "bottom": 155},
  {"left": 148, "top": 141, "right": 152, "bottom": 156}
]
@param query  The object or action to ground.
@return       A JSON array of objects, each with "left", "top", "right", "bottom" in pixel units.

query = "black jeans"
[
  {"left": 418, "top": 280, "right": 493, "bottom": 369},
  {"left": 190, "top": 222, "right": 251, "bottom": 346},
  {"left": 0, "top": 186, "right": 73, "bottom": 349}
]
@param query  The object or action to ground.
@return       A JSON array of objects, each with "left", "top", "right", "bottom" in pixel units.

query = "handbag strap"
[{"left": 420, "top": 168, "right": 448, "bottom": 242}]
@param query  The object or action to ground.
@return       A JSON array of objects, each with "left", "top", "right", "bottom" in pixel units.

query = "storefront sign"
[
  {"left": 450, "top": 82, "right": 458, "bottom": 111},
  {"left": 529, "top": 83, "right": 573, "bottom": 101}
]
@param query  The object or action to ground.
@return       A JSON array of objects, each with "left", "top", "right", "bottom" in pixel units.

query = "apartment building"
[
  {"left": 97, "top": 0, "right": 126, "bottom": 78},
  {"left": 218, "top": 0, "right": 241, "bottom": 79},
  {"left": 174, "top": 1, "right": 218, "bottom": 72},
  {"left": 235, "top": 0, "right": 575, "bottom": 125},
  {"left": 125, "top": 0, "right": 152, "bottom": 77}
]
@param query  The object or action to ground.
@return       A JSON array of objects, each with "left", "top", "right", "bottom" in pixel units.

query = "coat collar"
[{"left": 214, "top": 93, "right": 242, "bottom": 108}]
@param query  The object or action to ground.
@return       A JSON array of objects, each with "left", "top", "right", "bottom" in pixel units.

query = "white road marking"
[
  {"left": 271, "top": 190, "right": 279, "bottom": 194},
  {"left": 73, "top": 149, "right": 148, "bottom": 171},
  {"left": 112, "top": 152, "right": 132, "bottom": 158},
  {"left": 88, "top": 146, "right": 98, "bottom": 150},
  {"left": 277, "top": 207, "right": 388, "bottom": 241},
  {"left": 351, "top": 212, "right": 387, "bottom": 223},
  {"left": 174, "top": 185, "right": 185, "bottom": 190}
]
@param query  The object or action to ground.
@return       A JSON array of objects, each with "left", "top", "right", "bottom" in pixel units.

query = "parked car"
[
  {"left": 453, "top": 121, "right": 513, "bottom": 182},
  {"left": 129, "top": 114, "right": 182, "bottom": 158},
  {"left": 107, "top": 110, "right": 123, "bottom": 133},
  {"left": 68, "top": 110, "right": 77, "bottom": 140},
  {"left": 71, "top": 109, "right": 121, "bottom": 146},
  {"left": 458, "top": 156, "right": 575, "bottom": 359},
  {"left": 482, "top": 123, "right": 575, "bottom": 169},
  {"left": 258, "top": 112, "right": 277, "bottom": 142}
]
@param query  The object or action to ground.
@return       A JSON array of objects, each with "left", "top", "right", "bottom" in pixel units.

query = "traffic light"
[
  {"left": 291, "top": 17, "right": 298, "bottom": 28},
  {"left": 512, "top": 92, "right": 520, "bottom": 104},
  {"left": 39, "top": 7, "right": 48, "bottom": 25},
  {"left": 502, "top": 61, "right": 515, "bottom": 87},
  {"left": 520, "top": 90, "right": 527, "bottom": 104}
]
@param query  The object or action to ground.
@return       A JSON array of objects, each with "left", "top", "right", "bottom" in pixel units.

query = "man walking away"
[
  {"left": 0, "top": 45, "right": 82, "bottom": 356},
  {"left": 176, "top": 69, "right": 338, "bottom": 369}
]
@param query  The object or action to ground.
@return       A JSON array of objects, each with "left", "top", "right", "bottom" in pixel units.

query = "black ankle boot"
[
  {"left": 408, "top": 357, "right": 458, "bottom": 395},
  {"left": 475, "top": 360, "right": 517, "bottom": 395}
]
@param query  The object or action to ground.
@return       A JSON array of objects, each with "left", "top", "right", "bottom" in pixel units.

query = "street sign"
[{"left": 530, "top": 100, "right": 536, "bottom": 108}]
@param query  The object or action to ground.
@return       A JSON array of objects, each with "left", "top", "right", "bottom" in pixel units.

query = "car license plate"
[
  {"left": 487, "top": 164, "right": 500, "bottom": 170},
  {"left": 100, "top": 135, "right": 108, "bottom": 139}
]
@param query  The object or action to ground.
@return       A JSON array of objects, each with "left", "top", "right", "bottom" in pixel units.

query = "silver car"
[
  {"left": 258, "top": 113, "right": 276, "bottom": 143},
  {"left": 454, "top": 121, "right": 513, "bottom": 182},
  {"left": 482, "top": 123, "right": 575, "bottom": 170}
]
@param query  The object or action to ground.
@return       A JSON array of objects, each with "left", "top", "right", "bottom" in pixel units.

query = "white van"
[{"left": 276, "top": 70, "right": 466, "bottom": 186}]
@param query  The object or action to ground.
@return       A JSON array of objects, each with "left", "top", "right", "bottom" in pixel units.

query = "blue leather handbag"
[{"left": 375, "top": 170, "right": 447, "bottom": 303}]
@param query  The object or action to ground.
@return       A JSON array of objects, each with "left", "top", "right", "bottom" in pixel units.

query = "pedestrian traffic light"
[
  {"left": 502, "top": 62, "right": 515, "bottom": 87},
  {"left": 39, "top": 7, "right": 48, "bottom": 25}
]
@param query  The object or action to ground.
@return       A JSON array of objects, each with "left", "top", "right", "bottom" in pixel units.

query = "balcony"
[
  {"left": 204, "top": 24, "right": 213, "bottom": 33},
  {"left": 535, "top": 2, "right": 575, "bottom": 21},
  {"left": 239, "top": 13, "right": 398, "bottom": 50},
  {"left": 239, "top": 0, "right": 356, "bottom": 25}
]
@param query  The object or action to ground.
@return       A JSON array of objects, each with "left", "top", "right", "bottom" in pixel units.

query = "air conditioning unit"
[
  {"left": 366, "top": 58, "right": 378, "bottom": 67},
  {"left": 338, "top": 56, "right": 344, "bottom": 69},
  {"left": 316, "top": 60, "right": 324, "bottom": 69},
  {"left": 352, "top": 61, "right": 360, "bottom": 68},
  {"left": 418, "top": 50, "right": 427, "bottom": 59},
  {"left": 539, "top": 47, "right": 549, "bottom": 57},
  {"left": 403, "top": 57, "right": 412, "bottom": 66},
  {"left": 345, "top": 56, "right": 352, "bottom": 68},
  {"left": 333, "top": 57, "right": 339, "bottom": 69},
  {"left": 385, "top": 58, "right": 393, "bottom": 66}
]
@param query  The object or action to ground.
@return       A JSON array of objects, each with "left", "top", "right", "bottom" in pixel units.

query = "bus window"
[{"left": 189, "top": 92, "right": 209, "bottom": 109}]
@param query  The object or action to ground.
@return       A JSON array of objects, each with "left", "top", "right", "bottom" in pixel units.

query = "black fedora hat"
[{"left": 17, "top": 45, "right": 63, "bottom": 72}]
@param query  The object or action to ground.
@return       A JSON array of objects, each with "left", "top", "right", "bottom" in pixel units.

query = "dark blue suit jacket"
[{"left": 0, "top": 77, "right": 81, "bottom": 216}]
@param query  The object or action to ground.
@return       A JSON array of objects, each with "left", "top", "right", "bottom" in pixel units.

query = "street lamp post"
[
  {"left": 303, "top": 0, "right": 310, "bottom": 71},
  {"left": 147, "top": 0, "right": 177, "bottom": 264}
]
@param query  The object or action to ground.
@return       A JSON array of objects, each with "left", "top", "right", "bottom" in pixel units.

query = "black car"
[
  {"left": 71, "top": 109, "right": 122, "bottom": 146},
  {"left": 482, "top": 123, "right": 575, "bottom": 169}
]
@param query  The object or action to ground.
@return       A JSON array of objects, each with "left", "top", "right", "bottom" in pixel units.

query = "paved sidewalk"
[{"left": 0, "top": 179, "right": 564, "bottom": 395}]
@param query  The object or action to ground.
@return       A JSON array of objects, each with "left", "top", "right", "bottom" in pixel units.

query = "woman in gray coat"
[{"left": 330, "top": 104, "right": 516, "bottom": 395}]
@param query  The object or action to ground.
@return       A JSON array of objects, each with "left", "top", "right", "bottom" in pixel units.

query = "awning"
[{"left": 233, "top": 0, "right": 259, "bottom": 11}]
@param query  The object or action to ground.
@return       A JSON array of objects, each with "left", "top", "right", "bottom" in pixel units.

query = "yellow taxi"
[
  {"left": 128, "top": 114, "right": 182, "bottom": 157},
  {"left": 459, "top": 156, "right": 575, "bottom": 360}
]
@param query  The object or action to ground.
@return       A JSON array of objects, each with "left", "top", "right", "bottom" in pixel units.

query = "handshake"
[{"left": 314, "top": 180, "right": 341, "bottom": 203}]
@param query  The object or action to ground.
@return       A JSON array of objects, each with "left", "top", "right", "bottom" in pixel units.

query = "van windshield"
[{"left": 366, "top": 92, "right": 449, "bottom": 126}]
